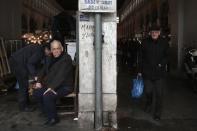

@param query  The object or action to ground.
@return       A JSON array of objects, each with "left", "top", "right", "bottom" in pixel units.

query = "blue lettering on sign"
[
  {"left": 101, "top": 1, "right": 112, "bottom": 5},
  {"left": 80, "top": 14, "right": 89, "bottom": 21},
  {"left": 85, "top": 0, "right": 96, "bottom": 4}
]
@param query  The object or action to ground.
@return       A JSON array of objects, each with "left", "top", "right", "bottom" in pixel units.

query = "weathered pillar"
[
  {"left": 177, "top": 0, "right": 184, "bottom": 69},
  {"left": 78, "top": 0, "right": 117, "bottom": 129}
]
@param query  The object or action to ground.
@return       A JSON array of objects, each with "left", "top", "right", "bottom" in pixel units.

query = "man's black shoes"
[
  {"left": 153, "top": 115, "right": 161, "bottom": 121},
  {"left": 20, "top": 107, "right": 35, "bottom": 112},
  {"left": 144, "top": 105, "right": 151, "bottom": 113},
  {"left": 44, "top": 118, "right": 60, "bottom": 126}
]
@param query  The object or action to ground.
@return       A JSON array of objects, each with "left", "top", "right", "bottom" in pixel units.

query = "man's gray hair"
[{"left": 50, "top": 40, "right": 64, "bottom": 50}]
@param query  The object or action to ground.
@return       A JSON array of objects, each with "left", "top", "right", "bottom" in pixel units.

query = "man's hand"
[
  {"left": 34, "top": 76, "right": 38, "bottom": 81},
  {"left": 43, "top": 88, "right": 57, "bottom": 95},
  {"left": 158, "top": 64, "right": 162, "bottom": 67},
  {"left": 36, "top": 82, "right": 42, "bottom": 88},
  {"left": 33, "top": 82, "right": 42, "bottom": 89},
  {"left": 138, "top": 73, "right": 142, "bottom": 76}
]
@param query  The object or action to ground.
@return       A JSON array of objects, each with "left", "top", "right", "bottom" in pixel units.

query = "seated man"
[{"left": 33, "top": 39, "right": 74, "bottom": 126}]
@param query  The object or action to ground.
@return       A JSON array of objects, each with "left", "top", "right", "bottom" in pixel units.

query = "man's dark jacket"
[
  {"left": 140, "top": 36, "right": 169, "bottom": 80},
  {"left": 10, "top": 44, "right": 44, "bottom": 77},
  {"left": 38, "top": 53, "right": 74, "bottom": 91}
]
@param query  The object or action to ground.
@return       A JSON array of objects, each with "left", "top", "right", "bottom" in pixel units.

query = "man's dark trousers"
[
  {"left": 9, "top": 58, "right": 29, "bottom": 110},
  {"left": 33, "top": 87, "right": 71, "bottom": 120},
  {"left": 144, "top": 79, "right": 163, "bottom": 117}
]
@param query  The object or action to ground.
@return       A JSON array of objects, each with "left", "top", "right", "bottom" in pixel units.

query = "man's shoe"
[
  {"left": 144, "top": 106, "right": 151, "bottom": 113},
  {"left": 44, "top": 118, "right": 60, "bottom": 126},
  {"left": 153, "top": 115, "right": 161, "bottom": 121},
  {"left": 20, "top": 107, "right": 35, "bottom": 112},
  {"left": 38, "top": 111, "right": 47, "bottom": 118}
]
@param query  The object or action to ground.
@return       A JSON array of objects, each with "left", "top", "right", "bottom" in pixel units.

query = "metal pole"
[
  {"left": 76, "top": 12, "right": 80, "bottom": 65},
  {"left": 95, "top": 13, "right": 103, "bottom": 130}
]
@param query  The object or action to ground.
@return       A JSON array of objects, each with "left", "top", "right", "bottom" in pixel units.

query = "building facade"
[
  {"left": 118, "top": 0, "right": 169, "bottom": 40},
  {"left": 118, "top": 0, "right": 197, "bottom": 68},
  {"left": 0, "top": 0, "right": 63, "bottom": 39}
]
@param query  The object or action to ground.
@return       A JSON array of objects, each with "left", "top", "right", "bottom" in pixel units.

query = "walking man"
[{"left": 139, "top": 25, "right": 169, "bottom": 121}]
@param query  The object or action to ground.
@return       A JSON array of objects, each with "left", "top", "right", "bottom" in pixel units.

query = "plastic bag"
[{"left": 131, "top": 76, "right": 144, "bottom": 98}]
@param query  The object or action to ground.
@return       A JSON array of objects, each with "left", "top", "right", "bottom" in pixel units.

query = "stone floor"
[
  {"left": 0, "top": 68, "right": 197, "bottom": 131},
  {"left": 117, "top": 68, "right": 197, "bottom": 131}
]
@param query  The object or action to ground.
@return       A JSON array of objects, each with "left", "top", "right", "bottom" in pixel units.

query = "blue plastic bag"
[{"left": 131, "top": 76, "right": 144, "bottom": 98}]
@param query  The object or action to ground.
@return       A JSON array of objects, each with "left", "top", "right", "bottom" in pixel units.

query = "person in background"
[
  {"left": 9, "top": 44, "right": 44, "bottom": 112},
  {"left": 39, "top": 43, "right": 52, "bottom": 71},
  {"left": 138, "top": 25, "right": 169, "bottom": 121},
  {"left": 33, "top": 39, "right": 74, "bottom": 126}
]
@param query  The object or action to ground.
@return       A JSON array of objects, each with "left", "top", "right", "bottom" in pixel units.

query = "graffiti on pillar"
[
  {"left": 79, "top": 13, "right": 95, "bottom": 43},
  {"left": 80, "top": 23, "right": 94, "bottom": 40},
  {"left": 79, "top": 22, "right": 94, "bottom": 43}
]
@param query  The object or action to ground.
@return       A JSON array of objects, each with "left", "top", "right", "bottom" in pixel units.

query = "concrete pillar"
[
  {"left": 183, "top": 0, "right": 197, "bottom": 46},
  {"left": 177, "top": 0, "right": 184, "bottom": 69},
  {"left": 78, "top": 12, "right": 117, "bottom": 129},
  {"left": 169, "top": 0, "right": 186, "bottom": 70},
  {"left": 168, "top": 0, "right": 179, "bottom": 69}
]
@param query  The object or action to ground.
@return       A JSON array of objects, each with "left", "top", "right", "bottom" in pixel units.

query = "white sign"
[
  {"left": 67, "top": 42, "right": 76, "bottom": 60},
  {"left": 79, "top": 0, "right": 116, "bottom": 12}
]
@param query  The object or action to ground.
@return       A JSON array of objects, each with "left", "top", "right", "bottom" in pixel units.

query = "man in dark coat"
[
  {"left": 9, "top": 44, "right": 44, "bottom": 111},
  {"left": 139, "top": 25, "right": 169, "bottom": 121},
  {"left": 33, "top": 39, "right": 73, "bottom": 126}
]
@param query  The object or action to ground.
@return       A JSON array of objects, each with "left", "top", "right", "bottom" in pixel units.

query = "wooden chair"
[
  {"left": 28, "top": 63, "right": 79, "bottom": 116},
  {"left": 57, "top": 64, "right": 78, "bottom": 116}
]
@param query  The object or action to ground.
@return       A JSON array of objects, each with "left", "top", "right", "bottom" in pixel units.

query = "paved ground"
[
  {"left": 0, "top": 68, "right": 197, "bottom": 131},
  {"left": 0, "top": 91, "right": 93, "bottom": 131},
  {"left": 117, "top": 68, "right": 197, "bottom": 131}
]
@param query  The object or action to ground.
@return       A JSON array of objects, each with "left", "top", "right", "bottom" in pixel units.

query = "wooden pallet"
[
  {"left": 0, "top": 37, "right": 11, "bottom": 77},
  {"left": 0, "top": 38, "right": 22, "bottom": 90}
]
